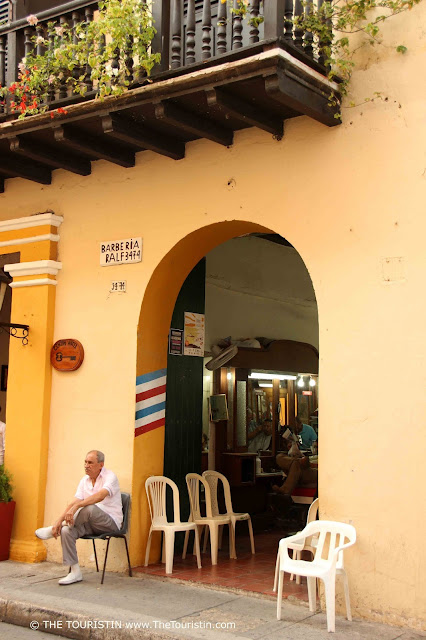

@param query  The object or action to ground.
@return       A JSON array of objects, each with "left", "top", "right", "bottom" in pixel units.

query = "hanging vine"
[
  {"left": 232, "top": 0, "right": 422, "bottom": 117},
  {"left": 0, "top": 0, "right": 160, "bottom": 118}
]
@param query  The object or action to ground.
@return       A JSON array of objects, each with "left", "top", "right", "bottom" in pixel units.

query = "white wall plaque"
[
  {"left": 100, "top": 237, "right": 142, "bottom": 266},
  {"left": 110, "top": 280, "right": 127, "bottom": 292}
]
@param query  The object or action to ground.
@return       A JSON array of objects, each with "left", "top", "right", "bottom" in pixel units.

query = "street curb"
[{"left": 0, "top": 594, "right": 247, "bottom": 640}]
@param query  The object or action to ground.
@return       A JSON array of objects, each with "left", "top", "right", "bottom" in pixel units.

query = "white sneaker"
[
  {"left": 35, "top": 526, "right": 54, "bottom": 540},
  {"left": 58, "top": 564, "right": 82, "bottom": 585}
]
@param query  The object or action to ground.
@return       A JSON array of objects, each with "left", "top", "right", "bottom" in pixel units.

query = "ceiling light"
[
  {"left": 249, "top": 372, "right": 297, "bottom": 381},
  {"left": 259, "top": 383, "right": 273, "bottom": 388},
  {"left": 297, "top": 376, "right": 305, "bottom": 388},
  {"left": 227, "top": 372, "right": 232, "bottom": 380},
  {"left": 309, "top": 377, "right": 316, "bottom": 387}
]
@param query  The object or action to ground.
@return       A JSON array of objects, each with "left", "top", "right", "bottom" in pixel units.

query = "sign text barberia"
[{"left": 100, "top": 237, "right": 142, "bottom": 266}]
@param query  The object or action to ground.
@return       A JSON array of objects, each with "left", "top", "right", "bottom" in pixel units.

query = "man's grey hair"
[{"left": 88, "top": 450, "right": 105, "bottom": 463}]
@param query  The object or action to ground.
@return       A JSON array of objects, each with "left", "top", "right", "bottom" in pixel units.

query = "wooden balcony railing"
[{"left": 0, "top": 0, "right": 330, "bottom": 118}]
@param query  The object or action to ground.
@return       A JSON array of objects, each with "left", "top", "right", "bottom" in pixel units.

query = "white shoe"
[
  {"left": 35, "top": 526, "right": 54, "bottom": 540},
  {"left": 58, "top": 564, "right": 82, "bottom": 585}
]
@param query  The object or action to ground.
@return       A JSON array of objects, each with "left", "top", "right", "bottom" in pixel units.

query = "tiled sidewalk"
[{"left": 134, "top": 530, "right": 309, "bottom": 602}]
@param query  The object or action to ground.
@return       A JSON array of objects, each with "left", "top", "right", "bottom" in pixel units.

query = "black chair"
[{"left": 81, "top": 491, "right": 132, "bottom": 584}]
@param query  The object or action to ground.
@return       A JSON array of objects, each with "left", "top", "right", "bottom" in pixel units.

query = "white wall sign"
[
  {"left": 100, "top": 237, "right": 142, "bottom": 266},
  {"left": 110, "top": 281, "right": 127, "bottom": 292}
]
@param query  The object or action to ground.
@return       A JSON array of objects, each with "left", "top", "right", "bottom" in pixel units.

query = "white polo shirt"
[{"left": 75, "top": 467, "right": 123, "bottom": 529}]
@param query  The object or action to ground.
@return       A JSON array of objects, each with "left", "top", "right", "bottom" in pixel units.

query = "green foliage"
[
  {"left": 0, "top": 465, "right": 13, "bottom": 502},
  {"left": 292, "top": 0, "right": 422, "bottom": 116},
  {"left": 233, "top": 0, "right": 421, "bottom": 117},
  {"left": 231, "top": 0, "right": 265, "bottom": 27},
  {"left": 0, "top": 0, "right": 160, "bottom": 118}
]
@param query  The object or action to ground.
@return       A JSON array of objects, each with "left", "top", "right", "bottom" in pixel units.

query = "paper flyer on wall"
[
  {"left": 183, "top": 312, "right": 205, "bottom": 357},
  {"left": 169, "top": 328, "right": 184, "bottom": 356}
]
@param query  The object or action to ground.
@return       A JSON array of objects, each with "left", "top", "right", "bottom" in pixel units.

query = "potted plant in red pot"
[{"left": 0, "top": 465, "right": 15, "bottom": 561}]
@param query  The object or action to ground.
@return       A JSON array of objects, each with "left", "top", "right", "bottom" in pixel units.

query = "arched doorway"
[
  {"left": 130, "top": 221, "right": 319, "bottom": 589},
  {"left": 130, "top": 222, "right": 272, "bottom": 565}
]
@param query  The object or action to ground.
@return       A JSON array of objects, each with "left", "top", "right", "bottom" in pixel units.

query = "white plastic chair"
[
  {"left": 203, "top": 470, "right": 255, "bottom": 559},
  {"left": 144, "top": 476, "right": 201, "bottom": 574},
  {"left": 273, "top": 497, "right": 319, "bottom": 590},
  {"left": 276, "top": 520, "right": 356, "bottom": 632},
  {"left": 183, "top": 472, "right": 235, "bottom": 565}
]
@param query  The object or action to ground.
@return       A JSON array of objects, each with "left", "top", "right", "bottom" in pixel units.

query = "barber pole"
[{"left": 135, "top": 369, "right": 167, "bottom": 437}]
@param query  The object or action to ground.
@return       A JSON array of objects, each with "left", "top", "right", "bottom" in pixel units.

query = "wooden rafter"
[
  {"left": 101, "top": 113, "right": 185, "bottom": 160},
  {"left": 9, "top": 136, "right": 92, "bottom": 176},
  {"left": 264, "top": 70, "right": 339, "bottom": 127},
  {"left": 205, "top": 87, "right": 284, "bottom": 137},
  {"left": 154, "top": 101, "right": 233, "bottom": 147},
  {"left": 0, "top": 154, "right": 51, "bottom": 184},
  {"left": 53, "top": 124, "right": 135, "bottom": 168}
]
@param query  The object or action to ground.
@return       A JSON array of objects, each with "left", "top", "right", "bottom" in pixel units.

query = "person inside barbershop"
[
  {"left": 35, "top": 450, "right": 122, "bottom": 585},
  {"left": 295, "top": 415, "right": 318, "bottom": 450},
  {"left": 271, "top": 427, "right": 318, "bottom": 505},
  {"left": 248, "top": 418, "right": 273, "bottom": 453}
]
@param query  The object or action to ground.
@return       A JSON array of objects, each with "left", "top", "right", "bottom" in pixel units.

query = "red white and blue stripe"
[{"left": 135, "top": 368, "right": 166, "bottom": 437}]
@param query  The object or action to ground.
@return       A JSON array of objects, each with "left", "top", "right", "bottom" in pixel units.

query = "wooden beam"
[
  {"left": 0, "top": 178, "right": 4, "bottom": 193},
  {"left": 264, "top": 70, "right": 339, "bottom": 127},
  {"left": 0, "top": 154, "right": 51, "bottom": 184},
  {"left": 154, "top": 101, "right": 233, "bottom": 147},
  {"left": 9, "top": 136, "right": 92, "bottom": 176},
  {"left": 101, "top": 114, "right": 185, "bottom": 160},
  {"left": 53, "top": 125, "right": 135, "bottom": 168},
  {"left": 206, "top": 87, "right": 283, "bottom": 137}
]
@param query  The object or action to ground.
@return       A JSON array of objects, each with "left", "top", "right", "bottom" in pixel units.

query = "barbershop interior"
[{"left": 139, "top": 234, "right": 319, "bottom": 600}]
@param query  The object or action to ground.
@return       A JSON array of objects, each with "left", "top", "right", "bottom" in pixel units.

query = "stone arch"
[{"left": 130, "top": 220, "right": 318, "bottom": 565}]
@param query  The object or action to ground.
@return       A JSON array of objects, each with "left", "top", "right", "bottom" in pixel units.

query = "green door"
[{"left": 164, "top": 258, "right": 206, "bottom": 526}]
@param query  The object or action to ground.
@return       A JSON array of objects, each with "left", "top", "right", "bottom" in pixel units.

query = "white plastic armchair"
[
  {"left": 144, "top": 476, "right": 201, "bottom": 574},
  {"left": 184, "top": 473, "right": 235, "bottom": 565},
  {"left": 203, "top": 470, "right": 255, "bottom": 559},
  {"left": 276, "top": 520, "right": 356, "bottom": 633},
  {"left": 273, "top": 497, "right": 319, "bottom": 590}
]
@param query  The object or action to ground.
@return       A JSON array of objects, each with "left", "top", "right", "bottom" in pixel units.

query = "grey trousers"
[{"left": 61, "top": 505, "right": 119, "bottom": 566}]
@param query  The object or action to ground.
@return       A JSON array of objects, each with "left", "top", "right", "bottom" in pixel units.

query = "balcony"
[{"left": 0, "top": 0, "right": 340, "bottom": 188}]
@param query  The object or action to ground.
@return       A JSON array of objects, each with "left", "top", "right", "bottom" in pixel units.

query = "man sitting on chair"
[
  {"left": 271, "top": 434, "right": 317, "bottom": 506},
  {"left": 35, "top": 450, "right": 123, "bottom": 585}
]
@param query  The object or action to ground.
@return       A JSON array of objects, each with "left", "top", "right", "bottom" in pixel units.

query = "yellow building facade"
[{"left": 0, "top": 2, "right": 425, "bottom": 631}]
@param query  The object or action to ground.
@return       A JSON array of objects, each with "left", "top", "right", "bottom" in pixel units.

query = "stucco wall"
[{"left": 0, "top": 3, "right": 425, "bottom": 627}]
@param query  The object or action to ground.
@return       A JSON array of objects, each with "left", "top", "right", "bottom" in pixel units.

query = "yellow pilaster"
[{"left": 0, "top": 213, "right": 63, "bottom": 563}]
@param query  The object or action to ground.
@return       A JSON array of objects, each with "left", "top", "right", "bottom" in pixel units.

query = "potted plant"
[{"left": 0, "top": 465, "right": 15, "bottom": 561}]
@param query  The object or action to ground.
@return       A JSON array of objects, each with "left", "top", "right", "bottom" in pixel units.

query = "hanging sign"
[
  {"left": 169, "top": 328, "right": 184, "bottom": 356},
  {"left": 183, "top": 312, "right": 205, "bottom": 357},
  {"left": 51, "top": 339, "right": 84, "bottom": 371},
  {"left": 100, "top": 237, "right": 142, "bottom": 266}
]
